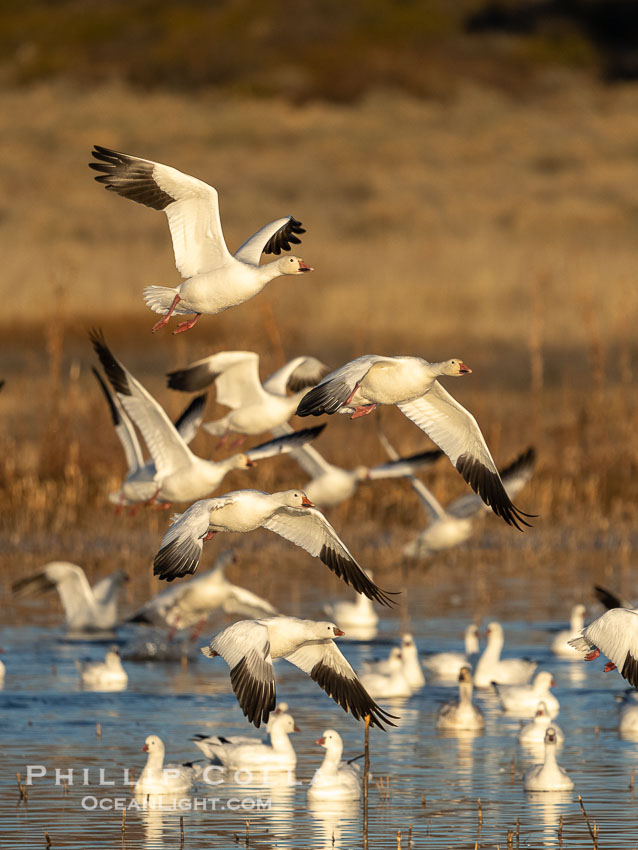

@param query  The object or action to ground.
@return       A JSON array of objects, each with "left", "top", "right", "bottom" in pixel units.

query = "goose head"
[
  {"left": 276, "top": 256, "right": 314, "bottom": 275},
  {"left": 544, "top": 727, "right": 558, "bottom": 746},
  {"left": 280, "top": 489, "right": 314, "bottom": 508},
  {"left": 316, "top": 729, "right": 343, "bottom": 754},
  {"left": 459, "top": 665, "right": 473, "bottom": 684},
  {"left": 105, "top": 647, "right": 122, "bottom": 668},
  {"left": 141, "top": 734, "right": 165, "bottom": 757},
  {"left": 439, "top": 359, "right": 472, "bottom": 377},
  {"left": 271, "top": 713, "right": 300, "bottom": 735},
  {"left": 314, "top": 621, "right": 345, "bottom": 639},
  {"left": 232, "top": 453, "right": 255, "bottom": 470},
  {"left": 533, "top": 671, "right": 555, "bottom": 692}
]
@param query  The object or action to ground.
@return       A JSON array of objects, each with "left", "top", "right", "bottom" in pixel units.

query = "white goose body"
[
  {"left": 90, "top": 146, "right": 312, "bottom": 333},
  {"left": 523, "top": 728, "right": 573, "bottom": 792},
  {"left": 201, "top": 616, "right": 395, "bottom": 729},
  {"left": 437, "top": 667, "right": 484, "bottom": 731},
  {"left": 551, "top": 604, "right": 587, "bottom": 657},
  {"left": 400, "top": 634, "right": 426, "bottom": 690},
  {"left": 423, "top": 624, "right": 480, "bottom": 681},
  {"left": 135, "top": 735, "right": 195, "bottom": 796},
  {"left": 495, "top": 671, "right": 559, "bottom": 716},
  {"left": 12, "top": 562, "right": 127, "bottom": 634},
  {"left": 297, "top": 355, "right": 532, "bottom": 529},
  {"left": 91, "top": 332, "right": 321, "bottom": 505},
  {"left": 518, "top": 702, "right": 565, "bottom": 746},
  {"left": 153, "top": 489, "right": 393, "bottom": 607},
  {"left": 76, "top": 648, "right": 128, "bottom": 689},
  {"left": 193, "top": 713, "right": 298, "bottom": 769},
  {"left": 130, "top": 551, "right": 277, "bottom": 630},
  {"left": 359, "top": 651, "right": 413, "bottom": 699},
  {"left": 473, "top": 622, "right": 537, "bottom": 687},
  {"left": 569, "top": 607, "right": 638, "bottom": 688},
  {"left": 324, "top": 589, "right": 379, "bottom": 631},
  {"left": 619, "top": 695, "right": 638, "bottom": 735},
  {"left": 307, "top": 730, "right": 361, "bottom": 802}
]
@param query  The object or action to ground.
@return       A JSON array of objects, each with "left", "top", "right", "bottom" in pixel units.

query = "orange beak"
[
  {"left": 301, "top": 496, "right": 314, "bottom": 507},
  {"left": 245, "top": 459, "right": 256, "bottom": 467},
  {"left": 316, "top": 737, "right": 325, "bottom": 746},
  {"left": 141, "top": 744, "right": 148, "bottom": 752},
  {"left": 334, "top": 627, "right": 345, "bottom": 636},
  {"left": 298, "top": 260, "right": 313, "bottom": 272},
  {"left": 459, "top": 362, "right": 472, "bottom": 374},
  {"left": 294, "top": 725, "right": 301, "bottom": 733}
]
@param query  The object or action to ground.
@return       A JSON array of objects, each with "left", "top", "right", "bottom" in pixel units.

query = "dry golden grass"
[{"left": 1, "top": 80, "right": 636, "bottom": 622}]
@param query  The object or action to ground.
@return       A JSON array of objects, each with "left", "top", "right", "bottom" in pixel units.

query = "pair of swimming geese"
[{"left": 89, "top": 144, "right": 541, "bottom": 729}]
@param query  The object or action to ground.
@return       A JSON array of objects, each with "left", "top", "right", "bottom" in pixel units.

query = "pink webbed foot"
[
  {"left": 152, "top": 293, "right": 181, "bottom": 333},
  {"left": 604, "top": 661, "right": 617, "bottom": 672},
  {"left": 351, "top": 403, "right": 378, "bottom": 420},
  {"left": 202, "top": 530, "right": 217, "bottom": 542},
  {"left": 173, "top": 313, "right": 201, "bottom": 335},
  {"left": 585, "top": 648, "right": 601, "bottom": 661}
]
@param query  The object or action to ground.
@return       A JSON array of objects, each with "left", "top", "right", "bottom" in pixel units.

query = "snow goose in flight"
[
  {"left": 436, "top": 667, "right": 484, "bottom": 731},
  {"left": 90, "top": 145, "right": 312, "bottom": 334},
  {"left": 201, "top": 616, "right": 396, "bottom": 728},
  {"left": 307, "top": 729, "right": 362, "bottom": 801},
  {"left": 130, "top": 550, "right": 277, "bottom": 630},
  {"left": 12, "top": 562, "right": 127, "bottom": 635},
  {"left": 473, "top": 622, "right": 537, "bottom": 687},
  {"left": 569, "top": 608, "right": 638, "bottom": 688},
  {"left": 153, "top": 488, "right": 396, "bottom": 606},
  {"left": 275, "top": 421, "right": 443, "bottom": 508},
  {"left": 423, "top": 624, "right": 480, "bottom": 681},
  {"left": 135, "top": 735, "right": 197, "bottom": 796},
  {"left": 494, "top": 671, "right": 559, "bottom": 717},
  {"left": 297, "top": 355, "right": 534, "bottom": 529},
  {"left": 92, "top": 366, "right": 207, "bottom": 508},
  {"left": 167, "top": 351, "right": 330, "bottom": 440},
  {"left": 193, "top": 712, "right": 299, "bottom": 769},
  {"left": 379, "top": 430, "right": 535, "bottom": 555},
  {"left": 76, "top": 646, "right": 128, "bottom": 690},
  {"left": 523, "top": 728, "right": 573, "bottom": 792},
  {"left": 90, "top": 330, "right": 324, "bottom": 504},
  {"left": 551, "top": 604, "right": 587, "bottom": 657}
]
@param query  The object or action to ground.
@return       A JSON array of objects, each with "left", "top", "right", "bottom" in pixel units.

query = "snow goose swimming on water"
[
  {"left": 153, "top": 489, "right": 396, "bottom": 607},
  {"left": 523, "top": 728, "right": 573, "bottom": 792},
  {"left": 135, "top": 735, "right": 197, "bottom": 796},
  {"left": 76, "top": 646, "right": 128, "bottom": 690},
  {"left": 201, "top": 616, "right": 397, "bottom": 728},
  {"left": 518, "top": 702, "right": 564, "bottom": 747},
  {"left": 436, "top": 666, "right": 484, "bottom": 731},
  {"left": 423, "top": 624, "right": 480, "bottom": 681},
  {"left": 324, "top": 573, "right": 379, "bottom": 635},
  {"left": 130, "top": 550, "right": 277, "bottom": 630},
  {"left": 379, "top": 431, "right": 535, "bottom": 556},
  {"left": 551, "top": 604, "right": 587, "bottom": 657},
  {"left": 167, "top": 351, "right": 330, "bottom": 440},
  {"left": 569, "top": 607, "right": 638, "bottom": 687},
  {"left": 12, "top": 562, "right": 127, "bottom": 635},
  {"left": 296, "top": 355, "right": 534, "bottom": 529},
  {"left": 192, "top": 712, "right": 299, "bottom": 769},
  {"left": 192, "top": 702, "right": 291, "bottom": 757},
  {"left": 359, "top": 650, "right": 413, "bottom": 699},
  {"left": 473, "top": 622, "right": 537, "bottom": 687},
  {"left": 90, "top": 330, "right": 324, "bottom": 504},
  {"left": 494, "top": 671, "right": 559, "bottom": 717},
  {"left": 307, "top": 729, "right": 361, "bottom": 801},
  {"left": 90, "top": 145, "right": 312, "bottom": 334}
]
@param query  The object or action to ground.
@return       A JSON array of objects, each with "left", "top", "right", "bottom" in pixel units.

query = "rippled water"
[{"left": 2, "top": 583, "right": 638, "bottom": 850}]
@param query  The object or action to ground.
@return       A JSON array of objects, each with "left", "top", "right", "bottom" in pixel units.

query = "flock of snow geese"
[{"left": 9, "top": 145, "right": 638, "bottom": 802}]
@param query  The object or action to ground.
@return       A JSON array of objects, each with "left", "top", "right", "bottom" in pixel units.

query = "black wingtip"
[
  {"left": 455, "top": 454, "right": 535, "bottom": 531},
  {"left": 89, "top": 329, "right": 132, "bottom": 397},
  {"left": 153, "top": 538, "right": 200, "bottom": 582},
  {"left": 594, "top": 584, "right": 622, "bottom": 610}
]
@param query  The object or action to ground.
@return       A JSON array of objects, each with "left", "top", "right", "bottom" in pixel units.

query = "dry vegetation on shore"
[{"left": 1, "top": 80, "right": 636, "bottom": 619}]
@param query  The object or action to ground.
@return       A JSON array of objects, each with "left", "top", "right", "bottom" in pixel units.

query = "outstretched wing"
[
  {"left": 263, "top": 357, "right": 331, "bottom": 397},
  {"left": 286, "top": 640, "right": 397, "bottom": 730},
  {"left": 398, "top": 383, "right": 533, "bottom": 530},
  {"left": 202, "top": 620, "right": 276, "bottom": 727},
  {"left": 90, "top": 145, "right": 232, "bottom": 277},
  {"left": 234, "top": 216, "right": 305, "bottom": 264},
  {"left": 263, "top": 507, "right": 397, "bottom": 607},
  {"left": 153, "top": 499, "right": 222, "bottom": 581},
  {"left": 296, "top": 356, "right": 386, "bottom": 417}
]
